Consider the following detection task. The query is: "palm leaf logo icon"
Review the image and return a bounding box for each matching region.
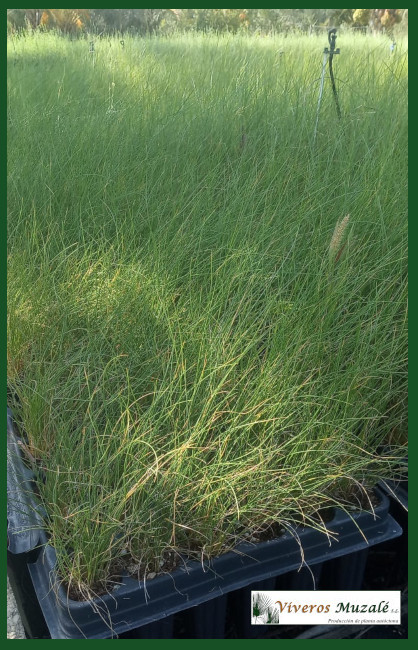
[252,592,280,625]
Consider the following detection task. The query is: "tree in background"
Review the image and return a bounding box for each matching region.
[328,9,355,27]
[7,8,408,36]
[7,9,29,31]
[7,8,89,33]
[353,8,372,26]
[40,9,90,33]
[336,8,404,32]
[8,9,44,29]
[378,9,403,29]
[89,9,175,35]
[166,9,247,33]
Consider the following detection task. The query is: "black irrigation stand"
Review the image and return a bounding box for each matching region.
[313,28,342,144]
[328,29,342,119]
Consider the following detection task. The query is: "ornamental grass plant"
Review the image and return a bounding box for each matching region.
[7,31,407,597]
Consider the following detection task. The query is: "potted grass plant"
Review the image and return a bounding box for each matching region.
[7,30,407,639]
[7,393,405,639]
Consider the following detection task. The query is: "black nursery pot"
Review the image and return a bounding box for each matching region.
[7,409,403,639]
[7,409,49,638]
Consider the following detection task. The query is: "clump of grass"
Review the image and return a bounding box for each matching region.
[7,31,407,598]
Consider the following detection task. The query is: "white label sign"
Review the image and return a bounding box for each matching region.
[251,591,401,625]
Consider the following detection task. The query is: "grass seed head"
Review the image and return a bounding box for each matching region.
[329,214,350,258]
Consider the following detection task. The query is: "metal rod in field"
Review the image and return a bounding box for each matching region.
[328,29,342,119]
[313,28,341,145]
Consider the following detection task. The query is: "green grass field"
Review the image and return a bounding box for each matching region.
[7,31,408,596]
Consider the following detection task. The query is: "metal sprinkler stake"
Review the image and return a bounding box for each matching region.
[328,28,342,120]
[313,28,341,144]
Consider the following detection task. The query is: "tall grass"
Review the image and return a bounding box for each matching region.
[8,31,407,595]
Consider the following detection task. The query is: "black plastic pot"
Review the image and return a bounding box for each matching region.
[7,409,49,638]
[7,410,403,639]
[379,478,408,516]
[7,409,43,554]
[7,549,50,639]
